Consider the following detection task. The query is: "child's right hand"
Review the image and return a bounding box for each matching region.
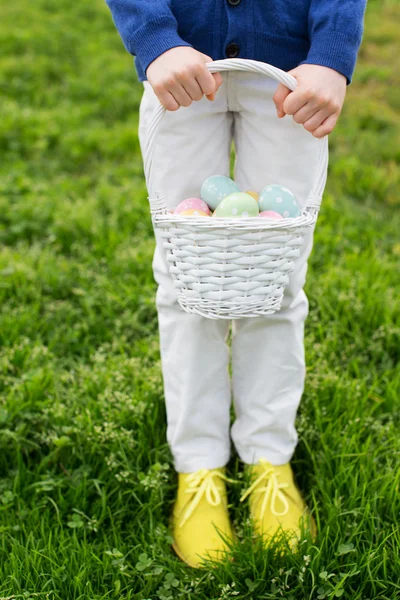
[146,47,223,111]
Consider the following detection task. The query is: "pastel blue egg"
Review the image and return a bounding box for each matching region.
[201,176,240,211]
[259,184,301,218]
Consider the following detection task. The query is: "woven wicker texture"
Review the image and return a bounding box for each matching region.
[144,59,329,319]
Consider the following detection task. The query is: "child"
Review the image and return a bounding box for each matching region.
[105,0,366,568]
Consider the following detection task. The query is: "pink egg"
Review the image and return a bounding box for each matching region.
[174,198,211,215]
[259,211,284,219]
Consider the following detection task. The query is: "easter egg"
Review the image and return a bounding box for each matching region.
[174,198,211,215]
[213,192,259,218]
[201,176,240,210]
[259,211,284,219]
[179,209,209,217]
[259,185,301,218]
[245,191,259,201]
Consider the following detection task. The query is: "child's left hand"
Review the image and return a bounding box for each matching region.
[273,64,347,138]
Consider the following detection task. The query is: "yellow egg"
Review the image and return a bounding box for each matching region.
[245,191,259,201]
[179,209,209,217]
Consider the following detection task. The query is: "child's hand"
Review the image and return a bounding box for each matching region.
[273,64,347,138]
[146,47,223,111]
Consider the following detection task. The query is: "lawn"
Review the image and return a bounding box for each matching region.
[0,0,399,598]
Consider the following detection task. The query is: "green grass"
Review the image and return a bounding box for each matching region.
[0,0,399,598]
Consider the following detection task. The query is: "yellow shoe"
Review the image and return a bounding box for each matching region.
[171,467,235,568]
[240,459,316,550]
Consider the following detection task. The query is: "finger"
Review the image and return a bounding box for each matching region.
[196,65,218,97]
[312,113,338,138]
[170,83,193,108]
[157,90,180,111]
[302,107,332,134]
[199,54,223,99]
[273,83,291,117]
[213,72,223,90]
[292,104,320,125]
[282,90,308,116]
[183,77,204,102]
[205,73,223,101]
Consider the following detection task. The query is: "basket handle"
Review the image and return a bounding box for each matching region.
[144,58,328,212]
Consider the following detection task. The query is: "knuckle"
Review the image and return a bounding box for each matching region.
[282,99,290,111]
[165,76,176,88]
[180,68,191,80]
[177,66,193,80]
[167,102,179,112]
[293,113,303,124]
[173,68,184,80]
[304,88,316,101]
[317,94,329,106]
[153,82,164,95]
[192,62,203,76]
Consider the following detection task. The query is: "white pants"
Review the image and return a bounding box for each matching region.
[139,72,327,473]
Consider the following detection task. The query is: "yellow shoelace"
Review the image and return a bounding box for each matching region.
[239,461,290,518]
[179,468,237,528]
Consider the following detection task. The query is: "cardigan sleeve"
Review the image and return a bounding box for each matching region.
[302,0,367,83]
[105,0,191,74]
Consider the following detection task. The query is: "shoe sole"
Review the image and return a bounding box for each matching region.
[171,540,203,569]
[170,521,238,569]
[249,513,317,552]
[171,539,237,569]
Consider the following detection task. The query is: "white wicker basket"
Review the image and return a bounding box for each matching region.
[144,59,328,320]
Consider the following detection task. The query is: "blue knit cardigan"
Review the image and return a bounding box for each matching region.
[105,0,366,83]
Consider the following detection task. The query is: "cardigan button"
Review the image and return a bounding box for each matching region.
[227,0,241,5]
[225,42,240,58]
